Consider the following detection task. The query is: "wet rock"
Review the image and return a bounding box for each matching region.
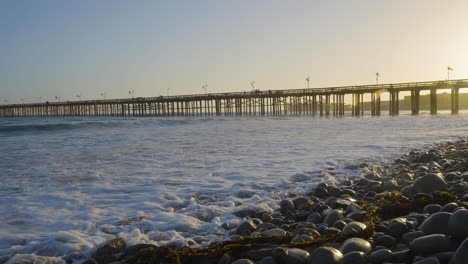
[384,179,400,191]
[440,202,459,212]
[236,220,257,236]
[217,253,232,264]
[423,204,441,214]
[392,249,412,263]
[340,238,372,254]
[298,201,313,211]
[329,187,343,197]
[280,199,295,211]
[368,249,393,264]
[448,209,468,239]
[315,187,329,198]
[413,257,440,264]
[409,234,451,254]
[272,247,309,264]
[339,251,367,264]
[232,259,254,264]
[332,220,347,230]
[259,228,287,237]
[93,237,126,264]
[262,213,273,223]
[306,247,343,264]
[402,231,425,244]
[419,212,452,235]
[454,237,468,264]
[375,234,396,248]
[121,244,158,259]
[387,219,409,237]
[341,222,366,236]
[292,197,310,209]
[257,257,277,264]
[325,227,341,234]
[412,173,448,194]
[323,210,344,226]
[306,212,322,224]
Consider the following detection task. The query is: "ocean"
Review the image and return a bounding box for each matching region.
[0,111,467,261]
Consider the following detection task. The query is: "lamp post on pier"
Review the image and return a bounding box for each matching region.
[306,77,310,89]
[250,81,255,91]
[202,83,208,94]
[167,88,171,96]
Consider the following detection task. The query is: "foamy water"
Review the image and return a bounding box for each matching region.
[1,111,467,262]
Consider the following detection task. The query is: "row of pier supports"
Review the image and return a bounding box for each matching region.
[0,88,462,117]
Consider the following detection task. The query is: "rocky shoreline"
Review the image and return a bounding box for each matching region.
[7,138,468,264]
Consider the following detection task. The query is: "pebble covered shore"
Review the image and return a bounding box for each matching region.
[6,138,468,264]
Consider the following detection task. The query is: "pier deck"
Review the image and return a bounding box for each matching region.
[1,79,467,117]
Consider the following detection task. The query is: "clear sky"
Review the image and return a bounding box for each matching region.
[1,0,468,103]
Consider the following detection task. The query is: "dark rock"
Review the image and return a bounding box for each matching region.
[306,212,322,224]
[315,187,329,198]
[448,209,468,240]
[348,211,366,221]
[232,259,254,264]
[262,213,273,222]
[375,235,396,248]
[423,204,441,214]
[413,257,440,264]
[280,199,295,211]
[402,231,425,244]
[292,197,310,208]
[339,251,367,264]
[121,244,158,259]
[236,220,257,236]
[431,251,454,264]
[368,249,393,264]
[387,220,409,237]
[409,234,451,254]
[333,220,347,230]
[325,227,341,234]
[323,210,344,226]
[329,187,343,197]
[384,180,400,191]
[306,247,343,264]
[221,223,231,230]
[259,228,287,237]
[82,259,98,264]
[340,238,372,254]
[412,173,448,194]
[257,257,278,264]
[217,253,232,264]
[341,222,366,236]
[392,249,412,263]
[93,237,126,264]
[419,212,452,235]
[440,202,459,213]
[272,247,309,264]
[453,238,468,264]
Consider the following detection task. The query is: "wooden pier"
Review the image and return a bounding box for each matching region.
[1,79,467,117]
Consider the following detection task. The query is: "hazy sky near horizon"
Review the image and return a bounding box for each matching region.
[1,0,468,103]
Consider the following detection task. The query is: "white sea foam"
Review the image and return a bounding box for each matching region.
[0,111,468,262]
